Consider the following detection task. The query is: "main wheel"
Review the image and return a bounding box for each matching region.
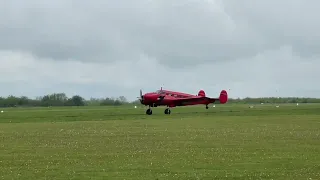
[146,109,152,115]
[164,108,171,114]
[206,105,209,109]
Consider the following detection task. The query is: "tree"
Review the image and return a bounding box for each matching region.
[118,96,127,103]
[100,98,115,106]
[70,95,85,106]
[0,93,320,107]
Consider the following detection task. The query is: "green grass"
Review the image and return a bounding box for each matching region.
[0,103,320,179]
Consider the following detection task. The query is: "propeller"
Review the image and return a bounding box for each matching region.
[138,89,144,103]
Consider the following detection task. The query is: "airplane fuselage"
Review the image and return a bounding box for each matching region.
[138,89,228,115]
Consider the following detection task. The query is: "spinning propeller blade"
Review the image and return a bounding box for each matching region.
[138,89,144,103]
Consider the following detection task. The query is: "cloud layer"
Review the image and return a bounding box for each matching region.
[1,0,319,100]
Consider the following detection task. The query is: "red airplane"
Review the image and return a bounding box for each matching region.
[138,88,228,115]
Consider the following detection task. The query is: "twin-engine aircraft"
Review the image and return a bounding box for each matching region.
[138,88,228,115]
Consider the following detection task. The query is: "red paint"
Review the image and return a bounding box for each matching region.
[143,93,160,104]
[198,90,205,97]
[219,90,228,104]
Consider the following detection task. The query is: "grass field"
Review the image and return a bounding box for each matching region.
[0,103,319,179]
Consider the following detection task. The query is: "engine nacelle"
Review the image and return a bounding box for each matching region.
[143,93,161,104]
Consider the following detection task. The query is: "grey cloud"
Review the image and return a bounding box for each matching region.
[0,46,319,100]
[4,0,318,67]
[223,0,320,57]
[1,0,320,100]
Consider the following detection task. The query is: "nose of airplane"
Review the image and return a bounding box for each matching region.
[144,93,160,102]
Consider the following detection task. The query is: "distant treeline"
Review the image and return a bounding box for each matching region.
[0,93,320,107]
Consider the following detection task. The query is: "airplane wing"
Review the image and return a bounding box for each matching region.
[165,96,218,106]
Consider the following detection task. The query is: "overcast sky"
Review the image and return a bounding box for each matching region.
[1,0,320,101]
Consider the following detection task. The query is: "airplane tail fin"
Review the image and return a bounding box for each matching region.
[219,90,228,104]
[198,90,206,97]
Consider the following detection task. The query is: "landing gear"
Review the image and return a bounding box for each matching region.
[146,108,152,115]
[145,106,171,115]
[164,108,171,115]
[206,105,209,109]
